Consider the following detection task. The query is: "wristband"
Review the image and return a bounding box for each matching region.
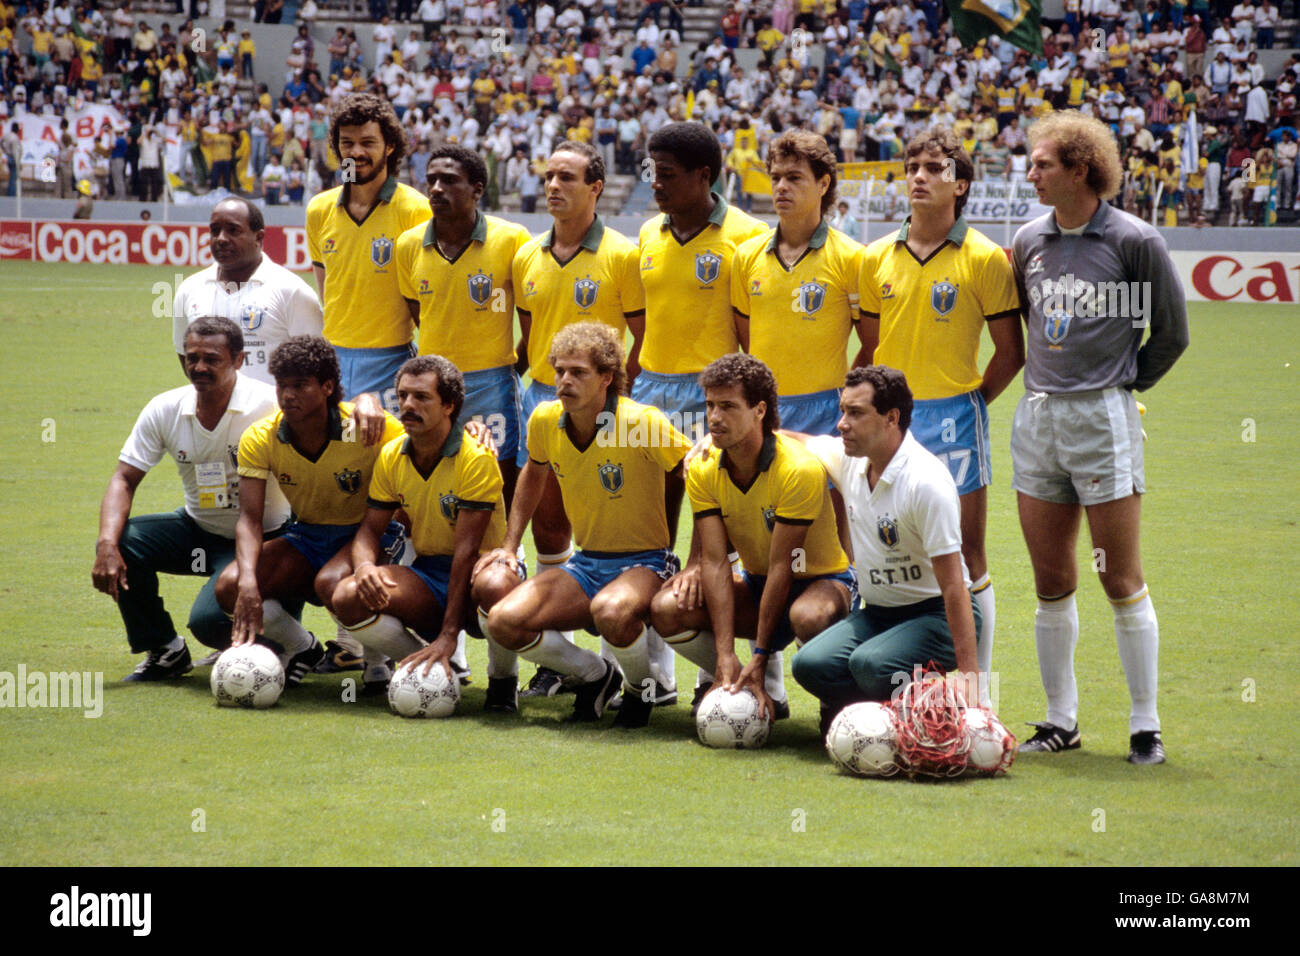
[752,646,771,656]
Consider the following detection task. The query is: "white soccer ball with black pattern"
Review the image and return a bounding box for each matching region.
[825,702,900,777]
[388,661,460,718]
[962,707,1015,775]
[210,644,284,709]
[695,687,772,749]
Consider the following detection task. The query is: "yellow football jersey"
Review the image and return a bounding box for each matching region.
[859,217,1019,401]
[638,194,768,375]
[395,212,532,372]
[512,216,645,386]
[306,176,432,349]
[731,219,862,397]
[237,403,405,525]
[687,433,848,577]
[525,392,689,552]
[367,428,506,556]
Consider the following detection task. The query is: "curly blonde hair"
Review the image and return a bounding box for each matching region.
[1027,110,1123,201]
[548,322,628,396]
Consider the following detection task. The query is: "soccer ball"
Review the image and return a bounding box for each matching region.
[388,661,460,718]
[825,702,900,777]
[962,707,1015,775]
[695,687,771,749]
[210,644,284,709]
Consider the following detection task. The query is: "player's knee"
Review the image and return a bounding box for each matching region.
[213,564,239,610]
[1099,570,1145,602]
[330,578,364,625]
[486,598,526,647]
[846,648,895,701]
[471,565,518,611]
[649,587,684,635]
[790,600,841,642]
[589,592,638,645]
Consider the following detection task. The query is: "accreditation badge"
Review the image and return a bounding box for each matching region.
[196,461,232,509]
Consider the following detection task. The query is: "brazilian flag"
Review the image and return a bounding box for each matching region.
[945,0,1043,56]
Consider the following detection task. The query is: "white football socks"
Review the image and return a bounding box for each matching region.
[647,626,677,691]
[333,622,364,657]
[262,600,314,666]
[478,608,519,680]
[1035,593,1080,730]
[342,613,423,662]
[971,573,995,707]
[519,628,605,683]
[665,629,718,676]
[749,641,787,702]
[1113,587,1160,734]
[608,625,653,695]
[451,630,469,672]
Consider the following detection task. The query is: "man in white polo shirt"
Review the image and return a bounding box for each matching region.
[171,197,324,386]
[789,365,981,737]
[94,317,292,681]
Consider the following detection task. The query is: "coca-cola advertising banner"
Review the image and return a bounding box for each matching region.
[0,220,312,271]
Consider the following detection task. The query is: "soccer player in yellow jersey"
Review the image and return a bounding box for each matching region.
[329,356,519,705]
[857,129,1024,705]
[636,123,767,447]
[306,93,430,415]
[509,141,647,698]
[476,323,691,726]
[395,145,531,503]
[651,354,856,723]
[217,337,408,689]
[731,129,869,437]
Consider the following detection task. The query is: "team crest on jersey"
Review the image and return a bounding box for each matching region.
[796,280,826,314]
[335,468,363,494]
[370,236,393,268]
[881,281,894,300]
[239,304,265,332]
[419,279,431,294]
[641,253,655,271]
[574,275,600,309]
[877,514,900,548]
[439,493,459,520]
[598,461,624,494]
[467,270,493,306]
[762,506,777,532]
[695,252,722,285]
[322,239,337,255]
[1044,309,1071,345]
[931,281,958,316]
[750,279,762,296]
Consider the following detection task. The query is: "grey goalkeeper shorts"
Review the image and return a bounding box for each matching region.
[1010,387,1146,506]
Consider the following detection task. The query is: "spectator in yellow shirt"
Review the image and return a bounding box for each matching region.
[239,30,256,80]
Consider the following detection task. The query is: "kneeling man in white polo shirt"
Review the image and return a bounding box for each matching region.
[789,365,981,737]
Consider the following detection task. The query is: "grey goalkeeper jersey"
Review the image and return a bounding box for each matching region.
[1012,202,1189,394]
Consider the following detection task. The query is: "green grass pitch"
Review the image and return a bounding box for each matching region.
[0,261,1296,866]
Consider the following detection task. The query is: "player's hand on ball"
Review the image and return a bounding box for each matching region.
[92,543,129,600]
[730,657,774,721]
[714,650,742,688]
[353,392,387,447]
[463,419,498,455]
[400,632,457,681]
[354,562,395,611]
[231,586,263,646]
[671,563,703,610]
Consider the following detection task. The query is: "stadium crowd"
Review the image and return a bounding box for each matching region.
[0,0,1298,221]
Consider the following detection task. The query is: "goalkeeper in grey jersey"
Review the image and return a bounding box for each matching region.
[1011,110,1189,767]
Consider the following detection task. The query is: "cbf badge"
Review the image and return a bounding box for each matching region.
[439,493,459,520]
[1044,309,1071,345]
[370,236,393,268]
[877,514,899,548]
[695,251,721,285]
[239,304,265,332]
[931,281,957,316]
[574,275,600,309]
[762,506,776,532]
[598,461,624,494]
[335,468,362,494]
[796,280,825,314]
[467,270,493,306]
